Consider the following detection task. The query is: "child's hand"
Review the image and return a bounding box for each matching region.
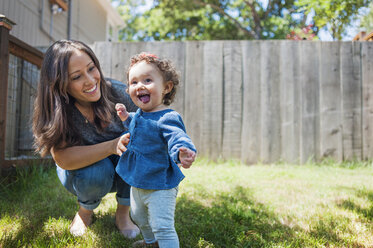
[115,103,129,121]
[115,133,130,156]
[178,147,196,169]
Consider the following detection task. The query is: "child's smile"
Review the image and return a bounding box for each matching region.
[138,92,150,104]
[128,61,173,112]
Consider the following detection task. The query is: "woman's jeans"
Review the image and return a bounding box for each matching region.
[131,187,179,248]
[56,155,130,210]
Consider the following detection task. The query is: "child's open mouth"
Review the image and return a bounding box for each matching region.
[138,94,150,103]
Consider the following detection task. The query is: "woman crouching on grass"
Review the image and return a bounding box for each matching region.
[32,40,140,238]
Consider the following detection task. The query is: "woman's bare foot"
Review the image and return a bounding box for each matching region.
[69,207,93,236]
[115,204,140,239]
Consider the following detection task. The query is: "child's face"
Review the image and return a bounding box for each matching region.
[128,61,173,112]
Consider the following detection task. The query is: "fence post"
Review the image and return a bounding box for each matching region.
[0,15,16,170]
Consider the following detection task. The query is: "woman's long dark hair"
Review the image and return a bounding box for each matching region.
[32,40,115,157]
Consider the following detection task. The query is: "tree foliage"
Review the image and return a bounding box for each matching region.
[114,0,308,41]
[296,0,371,40]
[359,2,373,32]
[113,0,370,41]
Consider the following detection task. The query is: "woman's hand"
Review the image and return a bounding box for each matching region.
[115,133,131,156]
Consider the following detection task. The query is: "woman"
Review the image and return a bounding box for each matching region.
[32,40,139,238]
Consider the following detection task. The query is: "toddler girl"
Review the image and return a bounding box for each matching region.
[115,52,196,248]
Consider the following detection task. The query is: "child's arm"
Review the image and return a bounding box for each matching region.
[160,112,197,168]
[115,103,129,122]
[178,147,196,169]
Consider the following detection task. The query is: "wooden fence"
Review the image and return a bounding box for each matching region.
[93,40,373,164]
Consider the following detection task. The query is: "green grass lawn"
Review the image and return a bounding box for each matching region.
[1,159,373,248]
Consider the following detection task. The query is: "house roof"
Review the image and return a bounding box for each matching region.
[353,31,373,41]
[95,0,125,28]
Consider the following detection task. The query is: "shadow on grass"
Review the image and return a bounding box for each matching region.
[0,165,78,247]
[175,185,293,248]
[0,166,370,247]
[0,165,136,247]
[337,188,373,221]
[175,185,368,248]
[176,187,363,247]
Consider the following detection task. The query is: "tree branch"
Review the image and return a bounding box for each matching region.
[264,0,272,17]
[243,0,262,39]
[192,0,257,39]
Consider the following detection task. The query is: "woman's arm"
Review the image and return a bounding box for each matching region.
[51,134,129,170]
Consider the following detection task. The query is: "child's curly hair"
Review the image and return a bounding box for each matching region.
[126,52,180,105]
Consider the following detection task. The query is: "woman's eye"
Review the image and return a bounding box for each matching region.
[89,66,96,71]
[71,75,81,81]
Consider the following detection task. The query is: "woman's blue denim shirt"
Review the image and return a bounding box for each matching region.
[116,108,197,190]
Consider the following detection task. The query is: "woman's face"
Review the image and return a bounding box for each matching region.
[67,49,101,107]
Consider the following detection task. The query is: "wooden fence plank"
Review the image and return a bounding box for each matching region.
[222,41,242,159]
[362,42,373,160]
[9,35,44,68]
[202,41,224,160]
[110,42,148,83]
[241,41,261,164]
[319,42,342,160]
[341,42,362,160]
[110,42,126,82]
[184,41,204,154]
[280,41,300,163]
[260,41,281,163]
[300,42,320,163]
[93,41,112,79]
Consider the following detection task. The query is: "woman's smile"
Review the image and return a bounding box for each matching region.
[84,83,98,93]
